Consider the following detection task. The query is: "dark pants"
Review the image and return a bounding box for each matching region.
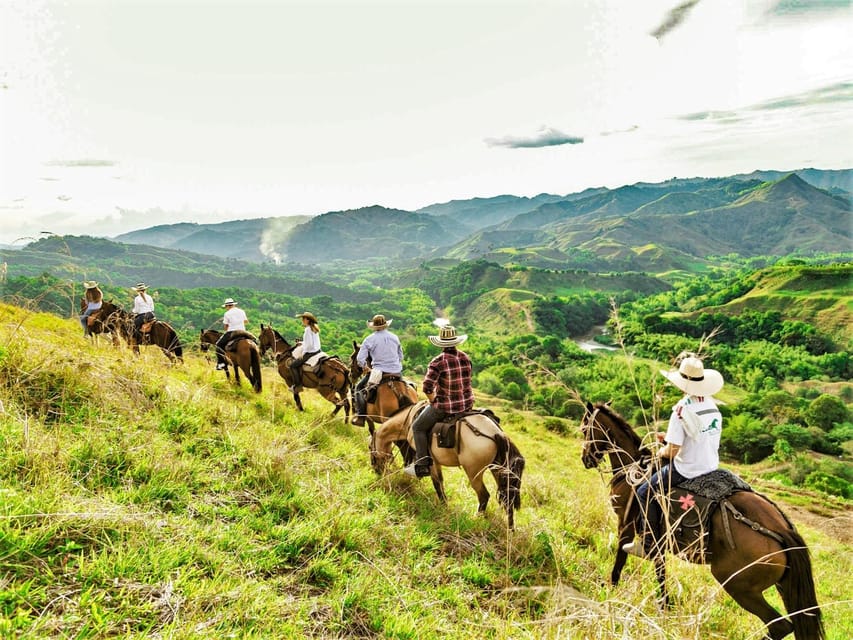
[353,374,369,417]
[411,404,445,467]
[215,331,236,365]
[635,462,687,551]
[290,350,319,388]
[133,312,154,341]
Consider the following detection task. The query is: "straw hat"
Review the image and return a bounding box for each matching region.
[82,280,99,289]
[222,298,237,307]
[428,325,467,348]
[296,311,318,324]
[367,314,392,330]
[660,354,724,396]
[132,282,149,292]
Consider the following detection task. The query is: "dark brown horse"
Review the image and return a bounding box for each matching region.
[79,299,124,347]
[580,401,823,640]
[370,401,525,529]
[258,324,350,418]
[349,340,419,434]
[131,319,183,363]
[200,329,262,392]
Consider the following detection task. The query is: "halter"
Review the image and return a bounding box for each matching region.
[583,405,650,486]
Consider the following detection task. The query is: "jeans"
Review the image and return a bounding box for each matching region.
[635,462,687,540]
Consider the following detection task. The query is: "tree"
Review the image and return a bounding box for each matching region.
[804,394,850,431]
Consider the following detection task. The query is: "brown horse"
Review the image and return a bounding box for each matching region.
[349,340,419,433]
[258,324,350,419]
[580,401,823,640]
[200,329,262,392]
[79,299,124,347]
[370,401,525,529]
[129,318,183,363]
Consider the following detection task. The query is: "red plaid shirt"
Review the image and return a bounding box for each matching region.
[422,348,474,414]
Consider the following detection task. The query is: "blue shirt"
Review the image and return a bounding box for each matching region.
[357,329,403,374]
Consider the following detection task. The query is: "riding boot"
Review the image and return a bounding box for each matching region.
[403,423,433,477]
[290,364,303,393]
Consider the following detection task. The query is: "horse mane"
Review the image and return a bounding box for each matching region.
[593,402,645,453]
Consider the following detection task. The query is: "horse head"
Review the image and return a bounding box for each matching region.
[368,428,392,474]
[199,329,220,351]
[581,401,646,471]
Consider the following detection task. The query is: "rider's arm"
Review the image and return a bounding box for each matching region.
[657,442,681,460]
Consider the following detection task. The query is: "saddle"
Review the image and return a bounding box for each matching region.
[86,311,102,327]
[365,374,414,403]
[224,330,257,351]
[658,469,752,562]
[311,354,346,376]
[432,408,502,449]
[140,320,155,334]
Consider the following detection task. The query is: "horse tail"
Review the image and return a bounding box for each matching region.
[250,345,263,393]
[492,432,525,512]
[170,327,183,361]
[775,527,824,640]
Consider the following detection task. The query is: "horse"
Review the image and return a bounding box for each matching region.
[123,315,183,363]
[370,401,525,529]
[257,324,350,418]
[79,299,124,347]
[200,329,262,392]
[580,401,824,640]
[349,340,419,433]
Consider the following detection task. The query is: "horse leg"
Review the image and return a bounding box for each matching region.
[653,556,670,608]
[610,524,635,586]
[293,392,304,411]
[429,466,447,504]
[712,558,792,640]
[466,468,490,515]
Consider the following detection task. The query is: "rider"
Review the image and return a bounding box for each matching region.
[80,280,103,334]
[352,314,404,426]
[215,297,249,370]
[623,353,724,558]
[131,282,155,343]
[289,312,321,393]
[404,324,473,478]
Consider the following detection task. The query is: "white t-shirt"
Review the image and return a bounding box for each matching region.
[222,307,248,332]
[664,395,722,478]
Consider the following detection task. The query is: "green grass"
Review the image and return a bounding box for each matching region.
[1,302,851,638]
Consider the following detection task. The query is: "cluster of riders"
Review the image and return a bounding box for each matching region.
[78,281,824,639]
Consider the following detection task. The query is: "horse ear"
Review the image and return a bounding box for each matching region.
[260,323,265,330]
[353,340,358,349]
[586,401,594,412]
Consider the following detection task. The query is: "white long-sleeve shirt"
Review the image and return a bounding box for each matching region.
[132,293,154,314]
[300,326,321,354]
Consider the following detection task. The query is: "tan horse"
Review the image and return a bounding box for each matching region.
[581,401,823,640]
[200,329,262,392]
[349,340,418,433]
[258,324,350,419]
[370,401,525,529]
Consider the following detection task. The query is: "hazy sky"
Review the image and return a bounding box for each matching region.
[1,0,851,245]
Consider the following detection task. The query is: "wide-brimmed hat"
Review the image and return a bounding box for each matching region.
[660,354,724,396]
[296,311,318,324]
[82,280,99,289]
[132,282,149,291]
[428,324,467,348]
[367,314,392,330]
[222,298,237,307]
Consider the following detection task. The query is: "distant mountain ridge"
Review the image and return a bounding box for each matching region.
[109,168,852,269]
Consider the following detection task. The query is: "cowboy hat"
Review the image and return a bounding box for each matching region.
[82,280,99,288]
[222,298,237,307]
[660,354,724,396]
[428,324,467,348]
[367,314,392,330]
[296,311,318,323]
[132,282,149,291]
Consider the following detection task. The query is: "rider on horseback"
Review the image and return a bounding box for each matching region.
[80,280,103,334]
[131,283,155,343]
[623,353,725,558]
[404,324,473,478]
[215,298,249,370]
[289,312,321,393]
[352,314,404,426]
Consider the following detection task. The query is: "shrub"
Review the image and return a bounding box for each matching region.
[803,471,852,499]
[770,423,813,450]
[543,417,569,435]
[720,414,774,463]
[805,394,850,431]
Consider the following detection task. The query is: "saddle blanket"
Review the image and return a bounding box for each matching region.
[433,408,502,449]
[225,331,257,350]
[676,468,751,501]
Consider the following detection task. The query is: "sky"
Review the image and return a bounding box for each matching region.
[1,0,851,246]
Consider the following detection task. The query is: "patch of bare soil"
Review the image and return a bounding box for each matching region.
[784,504,853,544]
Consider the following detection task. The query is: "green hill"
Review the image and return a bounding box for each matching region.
[1,303,850,638]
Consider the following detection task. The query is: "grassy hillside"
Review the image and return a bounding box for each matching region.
[1,303,851,638]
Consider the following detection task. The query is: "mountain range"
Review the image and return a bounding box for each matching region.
[103,168,850,270]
